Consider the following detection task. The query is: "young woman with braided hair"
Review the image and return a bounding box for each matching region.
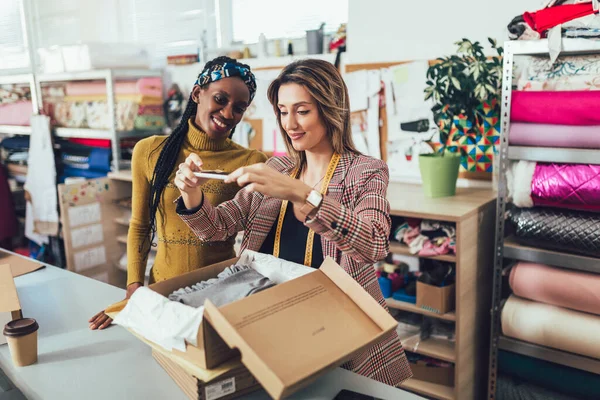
[89,56,266,330]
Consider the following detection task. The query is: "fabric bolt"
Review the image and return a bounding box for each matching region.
[498,350,600,399]
[0,101,33,125]
[518,54,600,87]
[509,262,600,316]
[177,153,412,387]
[168,265,275,307]
[502,295,600,360]
[508,161,600,212]
[508,207,600,256]
[65,77,163,97]
[511,91,600,125]
[126,119,267,286]
[508,123,600,148]
[496,374,584,400]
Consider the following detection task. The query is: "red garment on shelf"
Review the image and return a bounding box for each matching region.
[523,3,597,34]
[0,165,18,243]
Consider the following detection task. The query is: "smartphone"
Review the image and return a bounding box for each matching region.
[334,389,384,400]
[193,170,229,180]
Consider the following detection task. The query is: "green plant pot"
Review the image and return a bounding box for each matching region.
[419,153,461,198]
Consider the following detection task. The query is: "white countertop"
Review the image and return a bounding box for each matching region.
[0,263,422,400]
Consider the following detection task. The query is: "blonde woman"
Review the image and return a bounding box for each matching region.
[174,59,412,386]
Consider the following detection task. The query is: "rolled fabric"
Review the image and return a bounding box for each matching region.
[508,207,600,256]
[509,262,600,315]
[511,91,600,125]
[502,295,600,360]
[508,161,600,212]
[0,101,33,125]
[509,123,600,148]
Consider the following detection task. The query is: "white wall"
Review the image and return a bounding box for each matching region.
[346,0,542,63]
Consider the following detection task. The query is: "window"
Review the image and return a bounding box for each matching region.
[0,0,29,69]
[230,0,348,44]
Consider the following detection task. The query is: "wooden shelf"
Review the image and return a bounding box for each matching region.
[115,217,130,227]
[387,298,456,321]
[108,170,133,182]
[389,242,456,263]
[387,182,496,222]
[403,336,455,363]
[401,378,454,400]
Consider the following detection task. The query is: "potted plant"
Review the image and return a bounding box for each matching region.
[420,38,503,198]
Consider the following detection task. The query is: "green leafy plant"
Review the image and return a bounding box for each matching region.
[424,38,503,153]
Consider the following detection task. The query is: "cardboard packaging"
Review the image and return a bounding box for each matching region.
[409,360,455,386]
[111,256,398,400]
[416,281,455,315]
[153,350,261,400]
[0,264,23,346]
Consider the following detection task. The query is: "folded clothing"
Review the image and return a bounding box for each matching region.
[508,207,600,256]
[498,350,600,400]
[168,264,276,308]
[508,123,600,149]
[508,161,600,212]
[510,262,600,316]
[0,101,33,126]
[511,91,600,125]
[502,295,600,360]
[393,218,456,256]
[65,77,163,97]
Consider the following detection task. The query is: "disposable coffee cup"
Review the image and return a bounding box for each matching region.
[3,318,39,367]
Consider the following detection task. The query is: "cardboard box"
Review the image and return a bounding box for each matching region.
[0,250,45,277]
[409,360,455,386]
[153,350,261,400]
[416,281,455,315]
[0,264,23,345]
[112,256,398,400]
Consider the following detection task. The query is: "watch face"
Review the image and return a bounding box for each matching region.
[307,190,323,207]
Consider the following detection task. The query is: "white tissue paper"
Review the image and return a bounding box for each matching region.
[113,287,204,352]
[113,250,315,353]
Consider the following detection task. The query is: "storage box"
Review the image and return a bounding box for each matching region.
[0,264,23,345]
[416,281,455,314]
[153,350,261,400]
[110,256,398,400]
[409,359,455,386]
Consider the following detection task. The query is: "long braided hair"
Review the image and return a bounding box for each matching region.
[142,56,253,254]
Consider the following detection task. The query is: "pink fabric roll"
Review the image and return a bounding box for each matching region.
[509,262,600,315]
[65,77,163,97]
[511,91,600,125]
[0,101,33,125]
[509,123,600,148]
[532,163,600,212]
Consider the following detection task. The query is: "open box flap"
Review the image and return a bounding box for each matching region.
[203,257,398,399]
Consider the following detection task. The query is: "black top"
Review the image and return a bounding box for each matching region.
[259,202,324,269]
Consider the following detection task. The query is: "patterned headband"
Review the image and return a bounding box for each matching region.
[195,62,257,103]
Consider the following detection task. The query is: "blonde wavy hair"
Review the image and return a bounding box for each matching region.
[267,59,360,167]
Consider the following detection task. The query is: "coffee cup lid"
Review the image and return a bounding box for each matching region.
[3,318,39,337]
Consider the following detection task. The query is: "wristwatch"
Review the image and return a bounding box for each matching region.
[299,189,323,221]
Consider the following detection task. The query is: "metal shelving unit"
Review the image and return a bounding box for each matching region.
[36,68,164,171]
[487,39,600,399]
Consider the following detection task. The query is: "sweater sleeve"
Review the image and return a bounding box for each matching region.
[126,138,155,286]
[305,160,391,264]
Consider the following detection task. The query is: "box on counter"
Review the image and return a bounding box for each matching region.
[416,281,455,315]
[0,265,23,345]
[109,256,398,400]
[153,349,260,400]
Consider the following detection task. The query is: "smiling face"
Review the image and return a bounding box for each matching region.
[192,77,250,139]
[277,82,330,152]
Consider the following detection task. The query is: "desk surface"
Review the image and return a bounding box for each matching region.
[0,263,422,400]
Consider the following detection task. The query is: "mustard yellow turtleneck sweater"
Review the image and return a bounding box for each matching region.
[127,120,267,286]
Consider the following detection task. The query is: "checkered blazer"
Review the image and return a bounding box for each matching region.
[179,152,412,386]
